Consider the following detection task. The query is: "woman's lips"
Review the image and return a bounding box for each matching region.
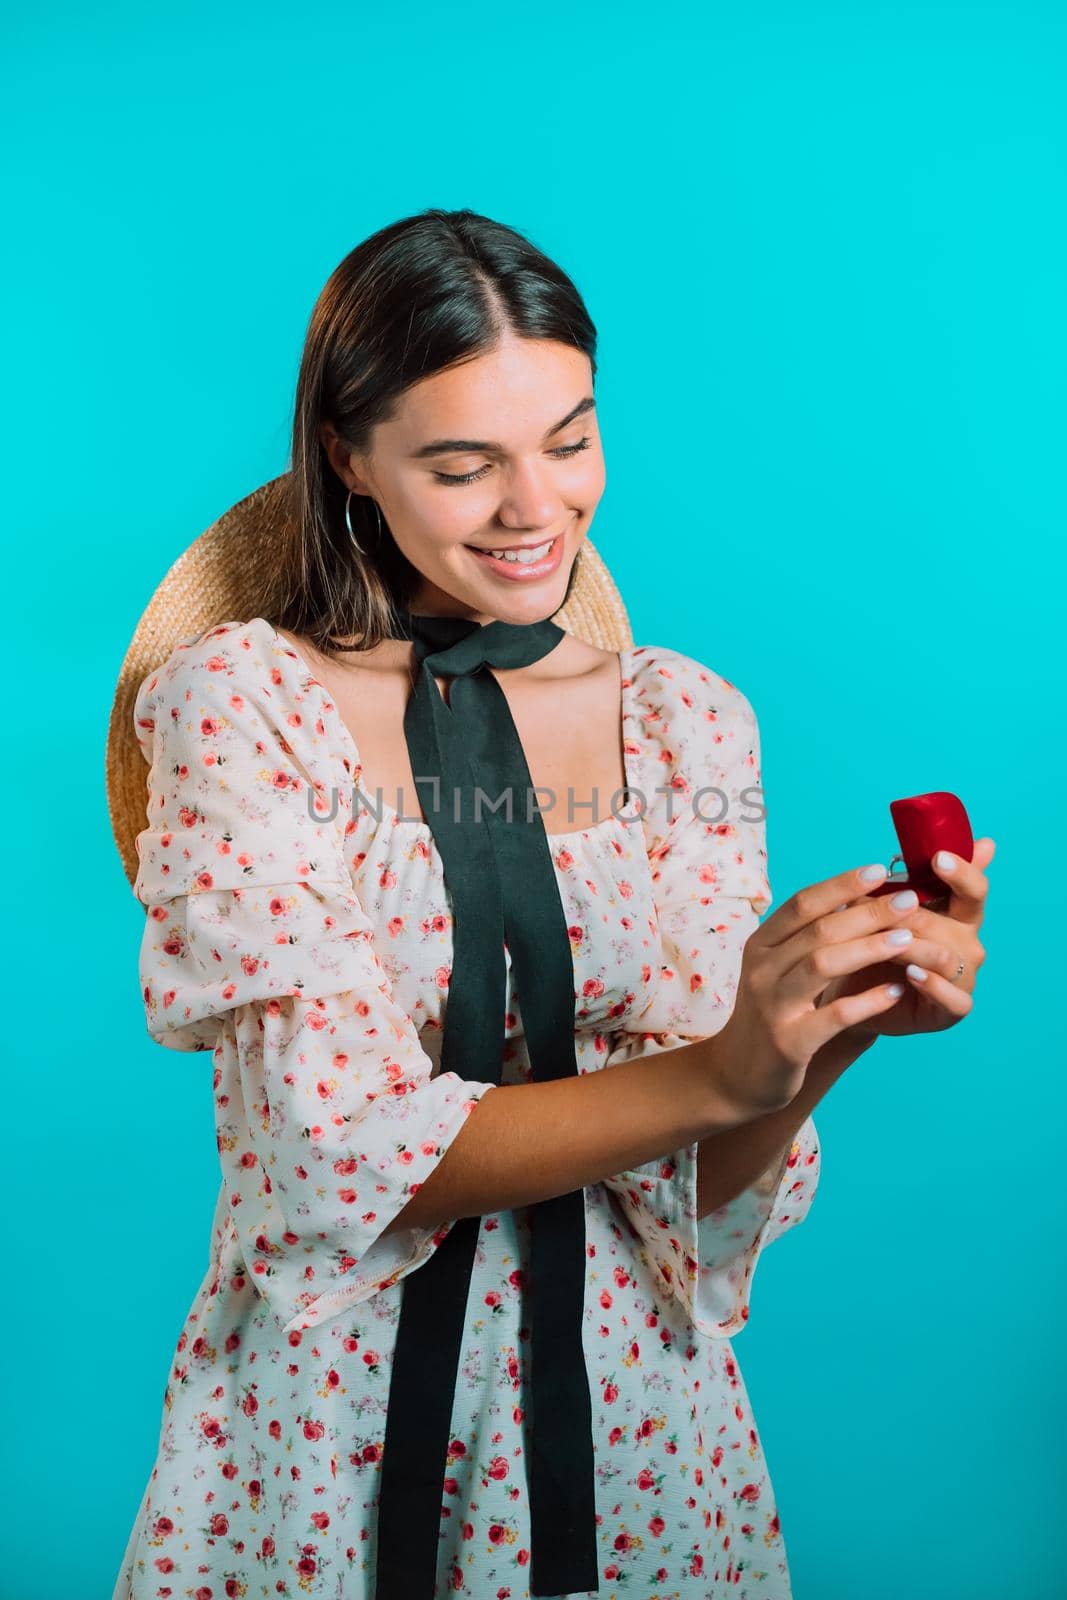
[465,531,566,581]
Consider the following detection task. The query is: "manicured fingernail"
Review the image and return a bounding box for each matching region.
[890,889,918,910]
[860,864,886,882]
[906,963,928,981]
[886,983,904,997]
[886,928,913,945]
[935,851,956,872]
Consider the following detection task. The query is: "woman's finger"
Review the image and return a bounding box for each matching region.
[799,975,909,1058]
[885,935,978,995]
[902,959,976,1019]
[760,861,892,949]
[931,837,995,928]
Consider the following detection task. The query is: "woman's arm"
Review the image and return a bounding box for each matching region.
[383,1034,758,1238]
[695,1030,872,1217]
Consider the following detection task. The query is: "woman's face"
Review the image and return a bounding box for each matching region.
[322,331,606,626]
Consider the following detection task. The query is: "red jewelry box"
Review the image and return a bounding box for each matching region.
[867,791,974,906]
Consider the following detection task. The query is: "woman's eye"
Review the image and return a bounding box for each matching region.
[433,435,593,487]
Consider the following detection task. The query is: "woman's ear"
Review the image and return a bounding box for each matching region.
[318,421,348,485]
[319,421,372,496]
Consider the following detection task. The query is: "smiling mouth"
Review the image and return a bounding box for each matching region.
[462,531,569,580]
[467,536,557,564]
[465,515,577,565]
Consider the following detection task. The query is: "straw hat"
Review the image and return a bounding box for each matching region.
[106,470,633,891]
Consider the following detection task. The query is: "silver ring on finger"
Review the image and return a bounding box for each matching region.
[953,959,965,983]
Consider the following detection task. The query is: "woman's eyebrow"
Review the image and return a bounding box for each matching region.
[409,395,596,459]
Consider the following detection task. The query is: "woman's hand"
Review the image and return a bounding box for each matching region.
[816,838,995,1041]
[714,859,951,1118]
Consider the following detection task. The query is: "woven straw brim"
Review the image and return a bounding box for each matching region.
[106,471,633,891]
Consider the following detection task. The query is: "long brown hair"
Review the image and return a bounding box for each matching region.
[264,208,599,658]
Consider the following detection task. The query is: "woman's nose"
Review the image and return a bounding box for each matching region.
[494,462,565,529]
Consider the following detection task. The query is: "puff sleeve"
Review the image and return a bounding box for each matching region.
[131,621,498,1335]
[601,649,821,1339]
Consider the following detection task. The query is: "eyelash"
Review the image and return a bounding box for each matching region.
[433,435,593,486]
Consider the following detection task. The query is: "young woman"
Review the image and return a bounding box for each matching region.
[114,208,992,1600]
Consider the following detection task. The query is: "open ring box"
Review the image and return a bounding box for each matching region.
[866,791,974,909]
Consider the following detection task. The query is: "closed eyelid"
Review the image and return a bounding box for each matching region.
[432,436,592,483]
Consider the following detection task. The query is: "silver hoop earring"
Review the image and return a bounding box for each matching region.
[345,489,364,556]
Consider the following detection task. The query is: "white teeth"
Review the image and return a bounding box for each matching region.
[484,539,554,564]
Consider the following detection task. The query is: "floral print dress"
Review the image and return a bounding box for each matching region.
[113,615,820,1600]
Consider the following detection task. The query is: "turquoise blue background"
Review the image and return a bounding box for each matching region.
[4,3,1063,1596]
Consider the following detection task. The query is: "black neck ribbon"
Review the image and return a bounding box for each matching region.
[371,608,600,1598]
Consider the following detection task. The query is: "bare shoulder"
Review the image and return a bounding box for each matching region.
[537,630,618,684]
[271,625,404,681]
